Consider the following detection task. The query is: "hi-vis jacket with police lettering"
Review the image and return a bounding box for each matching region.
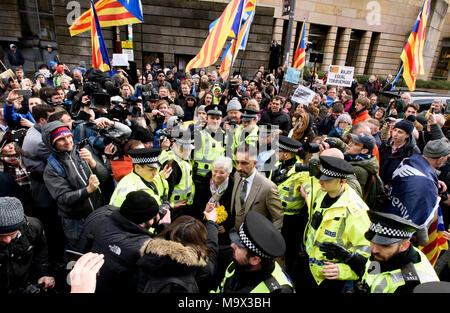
[304,184,371,285]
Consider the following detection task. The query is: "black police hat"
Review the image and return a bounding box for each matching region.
[230,211,286,259]
[278,135,302,153]
[240,108,259,122]
[128,148,162,168]
[206,104,222,117]
[315,156,355,181]
[365,210,419,245]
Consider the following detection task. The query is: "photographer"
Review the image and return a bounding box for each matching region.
[79,190,171,294]
[42,121,109,250]
[0,197,55,294]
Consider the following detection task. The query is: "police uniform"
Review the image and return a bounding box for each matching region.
[193,105,225,180]
[214,210,294,293]
[270,136,318,276]
[319,210,440,293]
[110,148,168,207]
[158,130,195,209]
[361,211,439,293]
[232,108,259,153]
[300,156,371,292]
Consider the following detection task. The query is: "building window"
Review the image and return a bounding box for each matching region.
[18,0,56,41]
[433,39,450,80]
[346,30,364,67]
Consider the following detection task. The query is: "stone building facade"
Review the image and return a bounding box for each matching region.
[0,0,449,81]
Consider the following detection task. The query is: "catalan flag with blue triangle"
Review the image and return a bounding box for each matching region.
[293,22,306,70]
[419,205,448,266]
[400,0,430,91]
[219,0,256,80]
[91,0,112,72]
[69,0,143,37]
[185,0,243,72]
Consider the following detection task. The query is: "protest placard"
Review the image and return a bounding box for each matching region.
[291,84,315,105]
[326,65,354,87]
[284,67,301,84]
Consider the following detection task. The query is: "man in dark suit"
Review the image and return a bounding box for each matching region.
[231,144,283,231]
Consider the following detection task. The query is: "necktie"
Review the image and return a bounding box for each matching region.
[240,178,248,207]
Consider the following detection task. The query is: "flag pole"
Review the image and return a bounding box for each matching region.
[226,1,245,85]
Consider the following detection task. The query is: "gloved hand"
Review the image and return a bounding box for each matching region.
[319,242,354,263]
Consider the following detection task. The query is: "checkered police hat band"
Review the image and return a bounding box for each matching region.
[238,225,270,259]
[319,166,347,178]
[132,156,159,164]
[279,143,298,153]
[370,222,414,238]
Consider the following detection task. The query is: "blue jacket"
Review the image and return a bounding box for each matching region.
[3,102,35,129]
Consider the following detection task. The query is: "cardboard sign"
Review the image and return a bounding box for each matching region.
[122,49,134,62]
[326,65,354,87]
[285,67,301,84]
[291,84,315,105]
[112,54,129,66]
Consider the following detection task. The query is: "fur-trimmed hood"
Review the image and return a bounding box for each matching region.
[139,238,208,268]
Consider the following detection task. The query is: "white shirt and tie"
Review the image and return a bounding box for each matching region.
[240,170,256,206]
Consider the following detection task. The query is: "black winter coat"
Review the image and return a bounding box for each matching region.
[78,207,154,293]
[0,216,50,293]
[379,137,421,184]
[259,110,291,136]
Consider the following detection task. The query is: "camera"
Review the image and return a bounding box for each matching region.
[310,210,323,230]
[157,202,171,221]
[295,158,320,176]
[98,127,125,158]
[303,138,337,154]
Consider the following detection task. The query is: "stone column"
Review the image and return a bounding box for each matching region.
[334,27,352,66]
[355,31,373,75]
[320,26,337,72]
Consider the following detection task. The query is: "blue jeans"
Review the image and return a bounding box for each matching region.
[60,217,85,250]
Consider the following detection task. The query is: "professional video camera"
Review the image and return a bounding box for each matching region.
[83,68,121,107]
[224,79,241,100]
[303,138,337,154]
[295,158,320,177]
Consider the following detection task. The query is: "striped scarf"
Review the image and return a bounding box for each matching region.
[0,155,30,186]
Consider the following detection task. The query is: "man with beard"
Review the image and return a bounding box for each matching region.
[214,210,294,293]
[319,211,439,293]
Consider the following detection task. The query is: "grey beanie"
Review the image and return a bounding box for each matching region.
[227,97,242,112]
[423,138,450,159]
[0,197,24,234]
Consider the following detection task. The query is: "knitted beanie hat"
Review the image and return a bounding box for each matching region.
[0,197,24,234]
[119,191,159,224]
[394,115,416,136]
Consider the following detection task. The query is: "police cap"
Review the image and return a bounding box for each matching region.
[230,211,286,259]
[128,148,162,168]
[278,135,302,153]
[240,108,258,122]
[206,104,223,117]
[365,210,420,245]
[315,155,355,181]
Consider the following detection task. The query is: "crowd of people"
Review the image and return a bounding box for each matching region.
[1,53,450,295]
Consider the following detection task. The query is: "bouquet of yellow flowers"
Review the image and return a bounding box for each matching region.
[216,205,228,224]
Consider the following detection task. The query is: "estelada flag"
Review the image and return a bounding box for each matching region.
[400,0,431,91]
[91,0,112,72]
[69,0,143,37]
[185,0,242,72]
[293,22,306,70]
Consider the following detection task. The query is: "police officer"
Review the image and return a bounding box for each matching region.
[232,108,259,154]
[214,210,294,293]
[297,156,371,293]
[270,135,316,276]
[110,148,171,208]
[193,104,225,183]
[319,210,440,293]
[159,129,195,214]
